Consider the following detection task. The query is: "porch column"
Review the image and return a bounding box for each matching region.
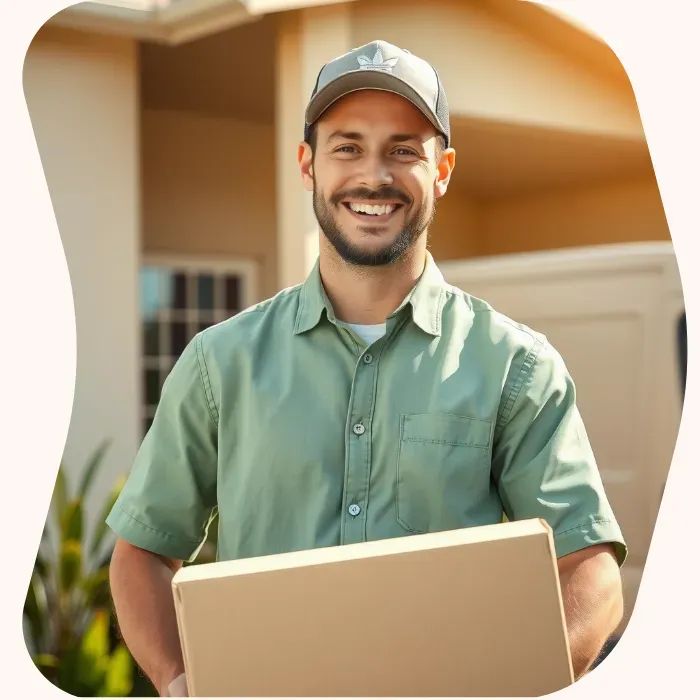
[23,26,140,532]
[275,4,352,290]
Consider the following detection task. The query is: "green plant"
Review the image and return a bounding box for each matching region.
[23,440,135,697]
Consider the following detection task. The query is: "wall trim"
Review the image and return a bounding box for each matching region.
[438,242,680,291]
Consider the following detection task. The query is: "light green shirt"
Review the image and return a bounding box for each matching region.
[107,254,627,565]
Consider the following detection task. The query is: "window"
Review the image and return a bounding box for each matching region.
[140,256,257,437]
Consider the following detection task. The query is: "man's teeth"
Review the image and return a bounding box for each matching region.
[348,203,397,216]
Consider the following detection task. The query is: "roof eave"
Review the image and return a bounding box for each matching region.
[46,0,258,45]
[45,0,356,45]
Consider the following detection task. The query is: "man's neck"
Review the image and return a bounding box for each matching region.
[318,241,427,325]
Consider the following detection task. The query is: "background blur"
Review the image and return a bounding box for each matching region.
[22,0,683,696]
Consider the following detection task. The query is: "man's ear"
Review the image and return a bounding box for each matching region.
[298,142,314,192]
[434,147,456,199]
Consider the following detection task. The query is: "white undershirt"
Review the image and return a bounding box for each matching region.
[340,322,387,346]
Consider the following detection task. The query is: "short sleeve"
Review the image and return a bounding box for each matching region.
[106,333,218,562]
[492,339,627,566]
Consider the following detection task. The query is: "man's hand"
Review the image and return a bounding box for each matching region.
[557,543,623,679]
[164,673,188,697]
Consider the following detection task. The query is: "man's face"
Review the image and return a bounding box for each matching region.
[298,91,455,267]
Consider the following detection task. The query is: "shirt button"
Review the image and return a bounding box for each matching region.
[363,353,373,364]
[352,423,365,436]
[348,504,361,517]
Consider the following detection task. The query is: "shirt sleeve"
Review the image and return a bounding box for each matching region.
[106,333,218,562]
[492,337,628,566]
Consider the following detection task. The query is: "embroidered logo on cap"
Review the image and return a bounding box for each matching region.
[357,48,399,73]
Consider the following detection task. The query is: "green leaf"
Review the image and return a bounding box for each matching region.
[78,439,111,502]
[90,476,125,558]
[56,643,82,694]
[79,609,110,665]
[59,539,83,593]
[33,551,59,626]
[83,568,111,609]
[33,551,51,588]
[33,653,60,684]
[33,653,59,670]
[69,609,112,693]
[24,574,49,654]
[52,466,68,530]
[61,499,84,544]
[99,644,134,697]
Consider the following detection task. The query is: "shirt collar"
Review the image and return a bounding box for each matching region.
[293,257,333,334]
[294,252,448,337]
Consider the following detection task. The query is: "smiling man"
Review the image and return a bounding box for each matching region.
[107,41,627,697]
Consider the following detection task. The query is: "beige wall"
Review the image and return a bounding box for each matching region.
[426,175,670,262]
[428,189,480,261]
[141,105,669,284]
[141,108,277,299]
[138,0,657,287]
[351,0,643,140]
[23,26,140,523]
[478,175,670,257]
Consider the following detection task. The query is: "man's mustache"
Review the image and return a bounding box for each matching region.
[330,187,411,206]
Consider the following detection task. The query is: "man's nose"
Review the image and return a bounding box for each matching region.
[358,154,393,190]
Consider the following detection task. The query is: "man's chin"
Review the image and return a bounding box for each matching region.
[337,220,403,243]
[330,238,406,267]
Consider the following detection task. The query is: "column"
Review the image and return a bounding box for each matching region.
[275,3,352,290]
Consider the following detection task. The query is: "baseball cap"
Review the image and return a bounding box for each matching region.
[304,40,450,148]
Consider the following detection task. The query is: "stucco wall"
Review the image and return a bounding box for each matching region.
[23,26,141,524]
[141,108,278,300]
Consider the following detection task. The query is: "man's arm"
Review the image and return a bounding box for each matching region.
[110,538,185,696]
[557,543,624,679]
[104,336,219,694]
[491,337,627,680]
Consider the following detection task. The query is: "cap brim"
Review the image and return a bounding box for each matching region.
[305,70,444,138]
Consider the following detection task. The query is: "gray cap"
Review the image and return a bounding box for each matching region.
[304,40,450,147]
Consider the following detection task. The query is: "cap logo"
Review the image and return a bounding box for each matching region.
[357,48,399,73]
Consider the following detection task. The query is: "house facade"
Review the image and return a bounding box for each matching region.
[23,0,677,633]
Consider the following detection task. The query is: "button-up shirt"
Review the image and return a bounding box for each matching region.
[107,254,627,565]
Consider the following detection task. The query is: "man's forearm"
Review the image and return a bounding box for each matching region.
[562,577,621,678]
[110,540,185,696]
[558,546,624,679]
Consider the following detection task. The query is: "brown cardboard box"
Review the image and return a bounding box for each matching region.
[172,518,574,697]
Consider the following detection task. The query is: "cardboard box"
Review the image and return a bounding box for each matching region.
[172,518,574,697]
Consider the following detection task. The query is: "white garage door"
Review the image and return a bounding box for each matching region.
[439,242,683,632]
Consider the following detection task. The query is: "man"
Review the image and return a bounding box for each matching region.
[107,41,626,697]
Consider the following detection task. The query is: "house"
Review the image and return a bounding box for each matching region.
[23,0,679,635]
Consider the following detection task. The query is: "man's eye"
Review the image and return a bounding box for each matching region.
[394,148,416,156]
[336,145,358,153]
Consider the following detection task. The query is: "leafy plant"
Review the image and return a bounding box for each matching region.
[23,440,135,697]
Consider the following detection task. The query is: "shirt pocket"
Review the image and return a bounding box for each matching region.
[396,413,493,534]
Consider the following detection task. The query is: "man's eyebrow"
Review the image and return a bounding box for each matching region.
[388,133,423,143]
[326,130,364,141]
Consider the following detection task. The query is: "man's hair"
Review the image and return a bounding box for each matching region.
[307,123,447,162]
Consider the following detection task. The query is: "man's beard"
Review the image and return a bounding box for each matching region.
[313,182,436,267]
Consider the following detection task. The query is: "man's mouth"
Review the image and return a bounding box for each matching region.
[342,201,404,221]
